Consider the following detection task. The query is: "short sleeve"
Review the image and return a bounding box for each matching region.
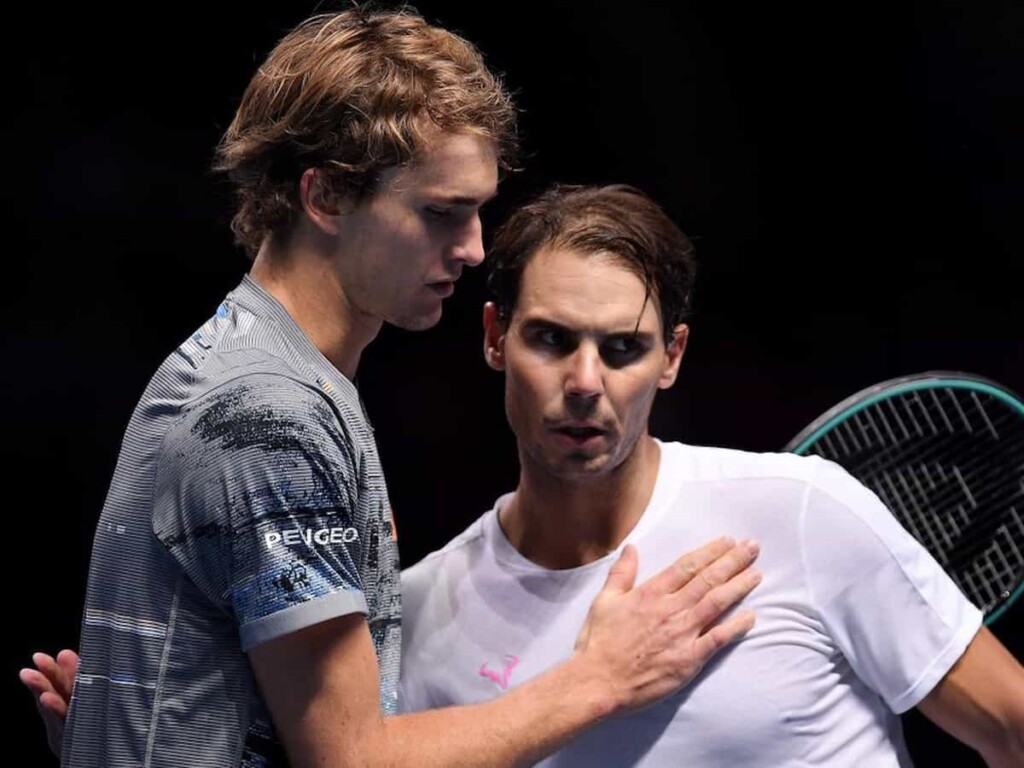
[153,373,369,650]
[799,457,983,713]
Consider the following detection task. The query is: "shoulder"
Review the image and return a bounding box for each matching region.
[656,443,879,538]
[398,510,496,666]
[400,511,495,612]
[660,440,834,487]
[682,442,889,524]
[160,374,356,475]
[401,518,489,581]
[191,371,336,422]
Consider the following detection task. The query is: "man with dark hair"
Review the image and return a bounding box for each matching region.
[19,10,760,768]
[398,183,1024,767]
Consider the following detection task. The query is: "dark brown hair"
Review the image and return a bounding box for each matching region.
[487,184,697,340]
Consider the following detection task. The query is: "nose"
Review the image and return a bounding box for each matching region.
[449,213,485,267]
[565,343,604,404]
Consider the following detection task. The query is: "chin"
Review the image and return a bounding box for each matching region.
[546,451,617,479]
[392,307,443,332]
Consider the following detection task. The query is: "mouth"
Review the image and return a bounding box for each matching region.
[551,424,608,447]
[426,281,455,298]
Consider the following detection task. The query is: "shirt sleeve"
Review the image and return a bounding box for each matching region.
[152,373,369,650]
[799,456,983,713]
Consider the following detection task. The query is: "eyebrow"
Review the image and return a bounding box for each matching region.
[437,190,499,206]
[519,317,656,339]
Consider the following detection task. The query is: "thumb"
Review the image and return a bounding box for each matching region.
[602,544,639,595]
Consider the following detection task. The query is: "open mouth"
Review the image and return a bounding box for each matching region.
[427,281,455,297]
[558,426,603,438]
[553,426,606,445]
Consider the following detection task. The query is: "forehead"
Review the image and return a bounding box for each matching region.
[515,247,662,332]
[380,131,499,202]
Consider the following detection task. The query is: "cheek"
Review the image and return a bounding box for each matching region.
[503,382,529,442]
[504,367,550,427]
[380,209,432,260]
[610,374,661,427]
[504,375,530,421]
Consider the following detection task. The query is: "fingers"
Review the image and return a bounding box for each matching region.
[32,652,59,679]
[671,539,759,607]
[641,537,734,594]
[38,690,71,718]
[20,667,69,727]
[692,609,757,662]
[33,651,76,699]
[20,667,57,700]
[21,649,77,716]
[55,649,79,697]
[600,544,639,596]
[571,539,762,714]
[642,537,750,595]
[57,648,80,669]
[683,566,762,630]
[21,652,73,759]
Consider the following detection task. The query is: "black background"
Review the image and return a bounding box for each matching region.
[4,1,1021,765]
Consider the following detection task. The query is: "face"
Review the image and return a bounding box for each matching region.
[484,247,687,480]
[328,131,498,330]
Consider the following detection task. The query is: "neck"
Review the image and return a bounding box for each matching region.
[248,232,381,380]
[500,436,661,570]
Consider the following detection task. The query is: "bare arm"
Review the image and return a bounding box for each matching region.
[22,538,759,766]
[915,627,1024,768]
[249,538,761,768]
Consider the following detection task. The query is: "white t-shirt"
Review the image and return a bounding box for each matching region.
[399,441,982,767]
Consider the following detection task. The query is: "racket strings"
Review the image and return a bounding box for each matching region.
[802,387,1024,615]
[822,391,1019,462]
[865,436,1023,528]
[822,430,1023,548]
[820,415,1022,541]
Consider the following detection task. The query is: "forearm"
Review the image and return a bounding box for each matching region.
[378,655,616,768]
[923,688,1023,764]
[262,539,760,768]
[917,628,1024,768]
[969,716,1024,768]
[265,620,621,768]
[980,734,1024,768]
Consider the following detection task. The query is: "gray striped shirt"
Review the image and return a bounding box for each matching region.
[64,276,401,767]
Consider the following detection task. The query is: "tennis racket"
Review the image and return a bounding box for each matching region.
[784,371,1024,625]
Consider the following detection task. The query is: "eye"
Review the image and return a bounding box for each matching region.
[529,326,573,353]
[424,205,452,220]
[538,328,565,347]
[601,336,647,366]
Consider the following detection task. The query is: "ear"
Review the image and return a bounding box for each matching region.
[298,167,342,236]
[657,324,689,389]
[483,302,507,371]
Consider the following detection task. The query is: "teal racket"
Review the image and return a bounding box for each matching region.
[785,371,1024,624]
